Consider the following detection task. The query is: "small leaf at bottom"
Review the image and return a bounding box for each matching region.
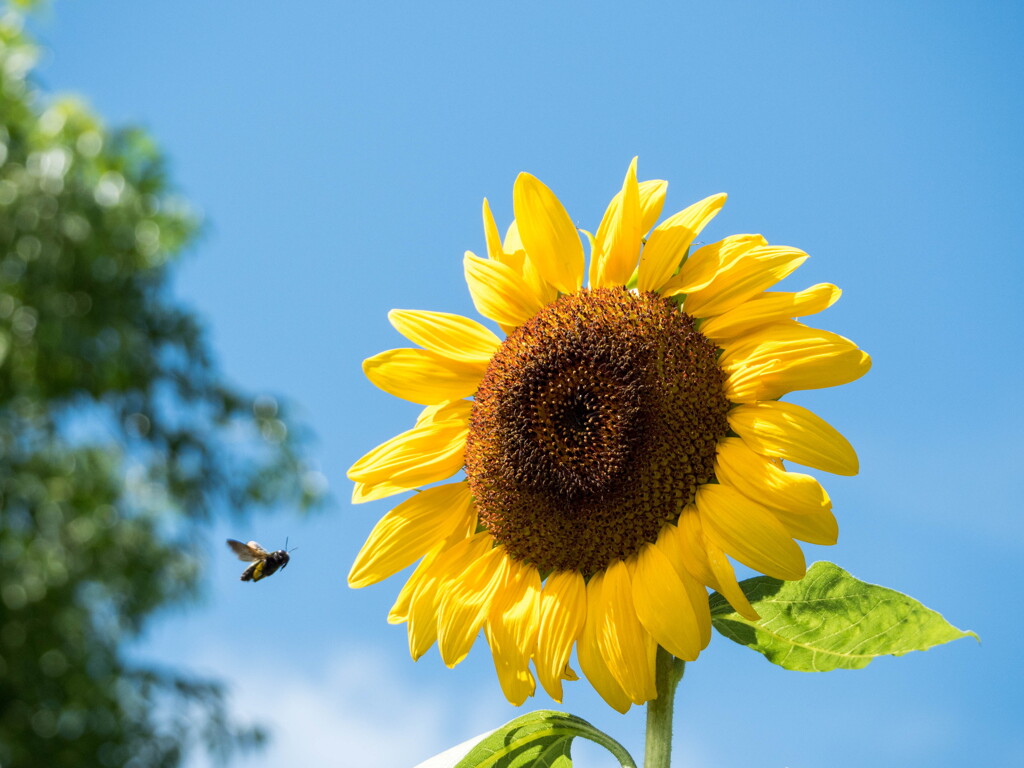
[454,710,636,768]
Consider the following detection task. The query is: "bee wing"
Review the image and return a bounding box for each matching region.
[227,539,268,562]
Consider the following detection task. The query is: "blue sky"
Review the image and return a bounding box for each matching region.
[27,1,1023,766]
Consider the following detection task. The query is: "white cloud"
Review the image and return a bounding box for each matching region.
[187,645,465,768]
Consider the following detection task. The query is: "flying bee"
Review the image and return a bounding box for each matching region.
[226,538,296,582]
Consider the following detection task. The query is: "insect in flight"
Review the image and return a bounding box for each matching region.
[226,538,296,582]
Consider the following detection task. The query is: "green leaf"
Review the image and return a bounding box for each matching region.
[709,561,977,672]
[454,710,636,768]
[532,738,572,768]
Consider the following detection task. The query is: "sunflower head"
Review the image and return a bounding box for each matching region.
[348,158,869,712]
[467,286,729,576]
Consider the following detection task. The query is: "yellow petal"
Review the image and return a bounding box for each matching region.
[404,533,491,659]
[414,398,473,426]
[388,309,501,365]
[347,410,469,487]
[577,572,633,713]
[695,484,806,581]
[485,558,541,706]
[521,250,559,306]
[684,245,808,318]
[671,507,761,622]
[589,175,669,287]
[673,553,713,649]
[773,505,839,546]
[513,172,584,295]
[503,220,525,255]
[351,479,413,504]
[674,506,757,619]
[388,519,477,625]
[591,158,643,288]
[363,348,483,405]
[437,544,505,667]
[482,198,505,261]
[637,179,669,235]
[721,321,872,402]
[660,234,765,297]
[700,283,842,341]
[728,400,858,476]
[598,559,657,704]
[348,482,475,588]
[388,543,439,626]
[493,217,558,305]
[652,525,713,648]
[704,539,760,621]
[719,358,779,405]
[464,251,546,328]
[631,541,703,661]
[535,570,587,702]
[638,193,727,293]
[714,436,831,515]
[661,513,715,589]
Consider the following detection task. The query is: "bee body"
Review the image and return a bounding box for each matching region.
[227,539,293,582]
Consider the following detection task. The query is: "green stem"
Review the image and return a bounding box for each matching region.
[644,647,686,768]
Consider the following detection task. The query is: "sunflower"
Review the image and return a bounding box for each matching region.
[347,159,869,712]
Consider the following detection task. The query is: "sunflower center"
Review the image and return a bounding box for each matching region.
[465,287,730,575]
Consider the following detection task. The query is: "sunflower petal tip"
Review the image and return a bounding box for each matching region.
[832,445,861,476]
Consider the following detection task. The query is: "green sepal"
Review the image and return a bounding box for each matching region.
[454,710,636,768]
[709,561,977,672]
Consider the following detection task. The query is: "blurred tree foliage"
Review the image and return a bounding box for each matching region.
[0,10,323,767]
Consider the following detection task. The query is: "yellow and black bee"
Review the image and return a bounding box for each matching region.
[226,538,294,582]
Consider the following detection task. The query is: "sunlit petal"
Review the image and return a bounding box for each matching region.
[513,173,584,294]
[348,483,475,588]
[728,400,858,475]
[591,157,642,288]
[535,570,587,702]
[363,347,484,405]
[388,309,501,364]
[638,193,726,293]
[464,251,546,328]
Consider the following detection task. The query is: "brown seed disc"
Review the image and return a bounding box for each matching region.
[465,287,729,575]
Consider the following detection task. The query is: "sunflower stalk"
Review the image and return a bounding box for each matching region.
[644,647,686,768]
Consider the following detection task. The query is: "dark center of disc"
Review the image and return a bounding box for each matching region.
[465,287,730,575]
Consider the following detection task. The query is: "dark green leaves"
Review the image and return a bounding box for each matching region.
[454,711,636,768]
[710,561,977,671]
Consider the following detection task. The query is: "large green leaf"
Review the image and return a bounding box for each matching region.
[453,710,636,768]
[709,561,977,671]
